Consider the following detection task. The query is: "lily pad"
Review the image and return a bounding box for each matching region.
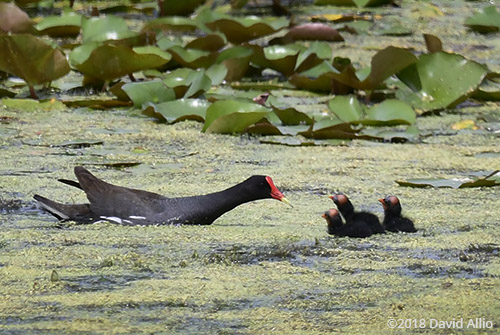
[206,15,289,44]
[0,2,35,34]
[143,99,210,123]
[328,95,363,122]
[62,99,132,109]
[250,44,305,77]
[70,44,171,83]
[396,52,488,111]
[298,120,362,140]
[216,46,253,81]
[159,0,206,16]
[35,12,82,37]
[260,137,347,146]
[315,0,393,7]
[396,171,500,189]
[162,68,212,98]
[359,47,418,90]
[168,45,217,69]
[203,100,271,134]
[272,106,314,125]
[186,33,227,52]
[81,16,136,43]
[0,34,70,87]
[280,23,344,43]
[363,99,416,126]
[465,6,500,33]
[121,80,176,108]
[55,139,104,148]
[142,17,198,33]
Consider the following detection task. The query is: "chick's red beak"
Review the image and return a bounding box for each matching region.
[378,198,388,210]
[266,176,292,207]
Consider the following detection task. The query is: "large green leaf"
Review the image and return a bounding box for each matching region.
[359,47,418,90]
[168,45,217,68]
[159,0,206,16]
[465,6,500,33]
[203,100,271,133]
[186,33,227,52]
[81,16,146,45]
[397,171,500,188]
[143,99,210,123]
[122,80,176,107]
[142,17,198,33]
[35,12,82,37]
[396,52,488,111]
[315,0,393,7]
[272,106,314,125]
[206,16,289,44]
[0,2,35,34]
[0,34,70,86]
[363,99,416,126]
[70,44,171,82]
[216,46,253,81]
[328,95,363,122]
[250,44,303,76]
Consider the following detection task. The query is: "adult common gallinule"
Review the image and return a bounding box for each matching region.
[329,193,385,234]
[379,195,417,233]
[34,166,290,225]
[322,208,373,238]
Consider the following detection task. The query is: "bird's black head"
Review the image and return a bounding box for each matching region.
[242,175,290,206]
[379,195,402,215]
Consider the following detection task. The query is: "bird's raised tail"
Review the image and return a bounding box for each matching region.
[33,194,92,222]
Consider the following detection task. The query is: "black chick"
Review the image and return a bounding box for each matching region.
[330,193,385,234]
[379,195,417,233]
[322,208,373,238]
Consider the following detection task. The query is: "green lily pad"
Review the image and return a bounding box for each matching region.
[35,12,82,37]
[359,47,418,90]
[315,0,393,7]
[363,99,416,126]
[465,6,500,33]
[122,80,176,108]
[361,125,419,143]
[142,16,198,33]
[168,45,217,69]
[205,63,228,86]
[0,2,35,34]
[272,106,314,125]
[203,100,271,134]
[62,99,132,109]
[423,33,443,53]
[70,44,171,82]
[289,61,338,92]
[396,52,488,111]
[159,0,206,16]
[250,44,304,77]
[143,99,210,123]
[0,34,70,86]
[55,139,104,148]
[2,98,66,112]
[299,120,361,139]
[260,137,347,146]
[206,15,289,44]
[295,42,333,73]
[186,33,227,52]
[216,46,253,81]
[162,68,211,98]
[328,95,363,122]
[281,23,344,43]
[396,170,500,189]
[81,16,136,43]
